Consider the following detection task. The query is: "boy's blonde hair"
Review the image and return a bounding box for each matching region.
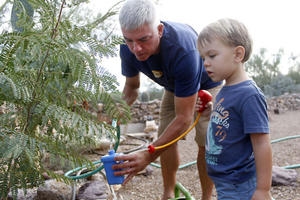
[197,18,252,62]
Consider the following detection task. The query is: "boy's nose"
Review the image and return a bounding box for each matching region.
[204,60,210,67]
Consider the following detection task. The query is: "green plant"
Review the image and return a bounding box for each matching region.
[264,73,295,97]
[139,78,164,101]
[140,91,149,102]
[245,48,281,92]
[287,54,300,85]
[0,0,129,199]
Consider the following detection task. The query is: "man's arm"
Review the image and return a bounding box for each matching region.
[122,74,140,106]
[250,133,273,200]
[113,92,197,184]
[152,93,197,147]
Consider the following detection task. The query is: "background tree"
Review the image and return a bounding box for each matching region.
[246,48,300,96]
[0,0,130,199]
[140,91,150,102]
[139,77,164,101]
[245,48,281,92]
[264,74,295,96]
[287,54,300,84]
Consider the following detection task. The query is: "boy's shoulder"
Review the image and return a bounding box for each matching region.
[218,80,266,106]
[221,80,263,96]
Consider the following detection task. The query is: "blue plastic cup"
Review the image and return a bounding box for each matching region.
[101,150,124,185]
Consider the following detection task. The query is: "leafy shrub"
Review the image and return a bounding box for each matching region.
[0,0,130,198]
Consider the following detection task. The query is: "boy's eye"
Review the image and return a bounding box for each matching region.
[209,55,216,58]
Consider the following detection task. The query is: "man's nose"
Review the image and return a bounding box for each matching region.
[133,42,142,52]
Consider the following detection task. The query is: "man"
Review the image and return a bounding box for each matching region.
[113,0,222,199]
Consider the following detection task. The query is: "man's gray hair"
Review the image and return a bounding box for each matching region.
[119,0,160,30]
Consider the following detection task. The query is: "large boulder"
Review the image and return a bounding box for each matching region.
[272,166,298,186]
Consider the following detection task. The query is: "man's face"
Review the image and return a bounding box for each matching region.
[122,23,163,61]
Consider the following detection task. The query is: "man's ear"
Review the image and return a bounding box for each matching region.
[234,46,245,62]
[158,23,164,38]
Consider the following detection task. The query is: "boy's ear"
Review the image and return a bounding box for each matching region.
[234,46,245,62]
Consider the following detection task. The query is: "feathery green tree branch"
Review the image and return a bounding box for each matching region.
[0,0,129,199]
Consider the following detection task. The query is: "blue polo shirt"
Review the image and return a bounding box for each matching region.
[121,21,204,97]
[120,21,222,96]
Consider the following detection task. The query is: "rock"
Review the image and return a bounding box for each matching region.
[130,99,161,123]
[144,120,158,133]
[272,165,298,186]
[37,179,72,200]
[87,173,106,182]
[54,170,64,176]
[42,172,51,180]
[274,108,280,114]
[77,180,109,200]
[8,188,37,200]
[126,132,153,140]
[137,165,154,177]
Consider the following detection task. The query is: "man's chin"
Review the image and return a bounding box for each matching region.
[135,54,149,61]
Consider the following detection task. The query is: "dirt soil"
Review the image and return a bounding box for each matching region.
[105,110,300,200]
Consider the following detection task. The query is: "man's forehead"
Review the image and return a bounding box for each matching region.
[122,23,155,35]
[122,30,153,41]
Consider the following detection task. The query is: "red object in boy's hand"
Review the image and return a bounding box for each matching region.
[198,90,213,112]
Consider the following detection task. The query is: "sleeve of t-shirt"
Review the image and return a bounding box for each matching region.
[242,94,269,134]
[173,50,201,97]
[120,45,139,77]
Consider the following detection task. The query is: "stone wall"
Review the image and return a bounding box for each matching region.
[130,93,300,123]
[130,99,161,123]
[267,93,300,114]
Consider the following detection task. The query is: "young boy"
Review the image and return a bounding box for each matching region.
[196,18,273,199]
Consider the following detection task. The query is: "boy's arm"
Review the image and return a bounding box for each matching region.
[250,133,273,199]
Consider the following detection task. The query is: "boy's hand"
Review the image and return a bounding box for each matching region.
[195,90,213,117]
[195,97,213,117]
[251,189,272,200]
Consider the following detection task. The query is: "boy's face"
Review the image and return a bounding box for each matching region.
[122,23,163,61]
[199,39,240,85]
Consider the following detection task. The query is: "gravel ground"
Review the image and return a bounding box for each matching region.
[112,110,300,200]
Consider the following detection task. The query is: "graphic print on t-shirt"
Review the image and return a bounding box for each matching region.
[206,97,229,165]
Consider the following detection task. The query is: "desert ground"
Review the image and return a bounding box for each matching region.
[110,110,300,200]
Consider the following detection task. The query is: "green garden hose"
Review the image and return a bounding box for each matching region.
[271,135,300,169]
[150,134,300,170]
[64,125,299,200]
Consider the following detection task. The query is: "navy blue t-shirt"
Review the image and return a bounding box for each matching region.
[206,80,269,184]
[121,21,220,97]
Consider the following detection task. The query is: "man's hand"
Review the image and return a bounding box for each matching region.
[112,149,152,185]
